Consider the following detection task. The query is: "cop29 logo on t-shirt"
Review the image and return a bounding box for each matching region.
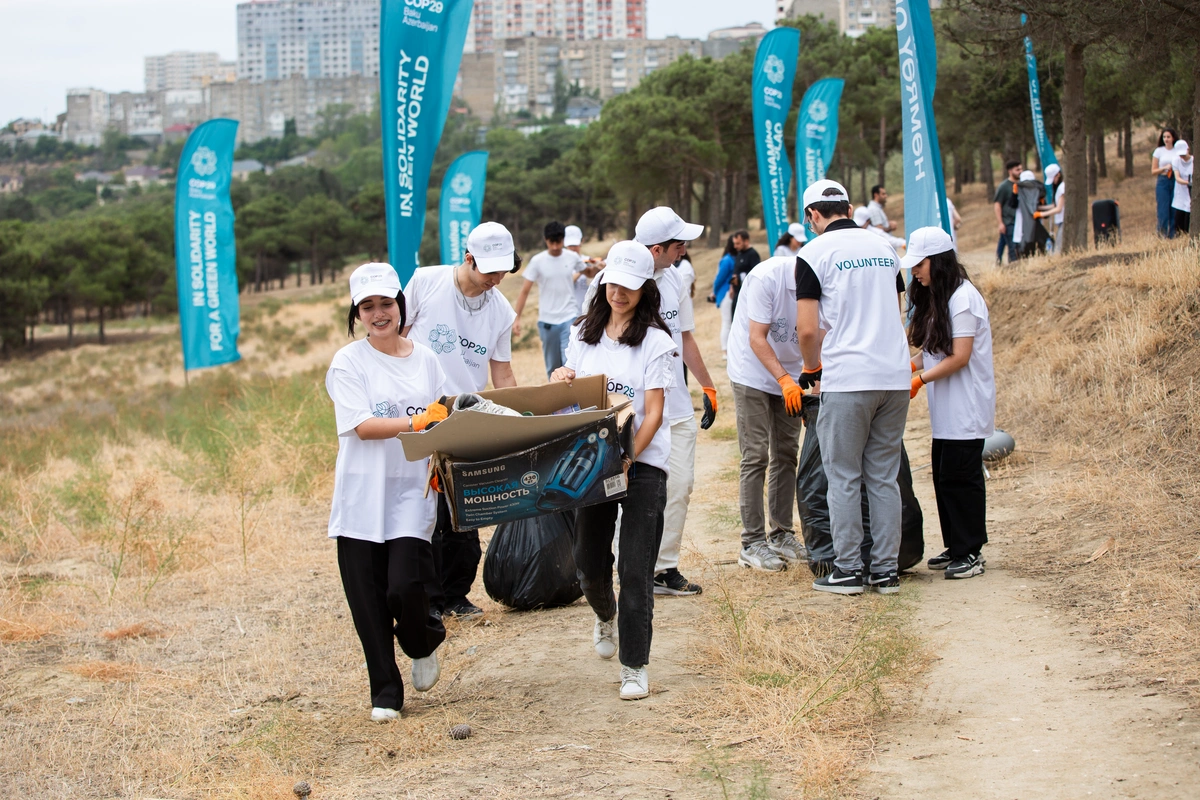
[373,401,400,419]
[607,379,636,399]
[769,318,798,345]
[428,323,488,358]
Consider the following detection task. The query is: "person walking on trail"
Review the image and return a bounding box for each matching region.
[1152,128,1179,238]
[993,160,1023,265]
[325,262,451,722]
[403,222,521,619]
[729,229,761,316]
[867,185,899,234]
[1171,140,1192,236]
[727,255,807,573]
[795,179,911,597]
[551,240,676,701]
[711,236,737,359]
[513,220,583,377]
[565,224,602,313]
[905,227,995,580]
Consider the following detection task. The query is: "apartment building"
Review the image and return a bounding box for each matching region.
[236,0,380,82]
[145,51,237,92]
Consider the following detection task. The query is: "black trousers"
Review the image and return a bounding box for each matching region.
[930,439,988,558]
[1175,209,1191,235]
[337,536,446,711]
[573,463,666,669]
[430,494,482,612]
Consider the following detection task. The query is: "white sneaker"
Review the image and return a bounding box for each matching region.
[370,707,399,722]
[738,541,786,572]
[411,649,440,692]
[593,615,617,660]
[453,393,521,416]
[767,530,807,562]
[619,665,649,700]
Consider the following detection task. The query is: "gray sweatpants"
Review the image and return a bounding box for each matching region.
[815,390,909,574]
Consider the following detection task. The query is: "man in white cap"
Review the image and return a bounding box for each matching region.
[795,180,910,596]
[403,221,521,618]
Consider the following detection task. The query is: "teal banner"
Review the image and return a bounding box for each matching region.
[380,0,473,286]
[796,77,845,240]
[752,27,800,249]
[1022,14,1058,195]
[174,118,240,371]
[895,0,950,236]
[439,150,488,265]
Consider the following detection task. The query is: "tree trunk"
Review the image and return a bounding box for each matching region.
[1193,42,1200,216]
[98,306,105,345]
[723,170,734,230]
[254,254,263,293]
[732,169,749,232]
[878,114,887,187]
[1087,133,1098,195]
[981,141,995,200]
[860,165,868,206]
[953,150,962,194]
[1124,115,1135,178]
[1116,126,1123,159]
[706,174,723,249]
[1095,124,1107,179]
[1059,41,1089,254]
[625,193,637,240]
[67,305,74,348]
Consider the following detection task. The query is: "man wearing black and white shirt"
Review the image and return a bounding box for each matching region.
[794,180,910,596]
[404,221,520,617]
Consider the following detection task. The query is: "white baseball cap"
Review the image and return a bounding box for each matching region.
[349,262,402,306]
[787,222,806,240]
[802,179,850,210]
[852,206,872,227]
[563,225,583,247]
[1019,169,1036,182]
[1175,139,1190,153]
[466,221,516,273]
[599,240,655,290]
[634,207,704,246]
[900,226,955,270]
[1044,163,1061,181]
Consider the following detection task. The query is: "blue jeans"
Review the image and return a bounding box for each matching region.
[538,319,572,377]
[1157,174,1177,238]
[995,230,1018,264]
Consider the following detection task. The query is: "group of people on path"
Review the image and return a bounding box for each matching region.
[321,180,996,720]
[1153,128,1193,238]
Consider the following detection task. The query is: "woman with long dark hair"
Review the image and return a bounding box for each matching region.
[1153,128,1179,238]
[711,235,737,358]
[903,229,995,581]
[551,240,675,701]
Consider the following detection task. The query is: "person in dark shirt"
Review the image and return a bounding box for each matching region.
[729,229,761,316]
[992,160,1022,266]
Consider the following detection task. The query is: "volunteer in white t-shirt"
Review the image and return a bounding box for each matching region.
[1171,140,1192,235]
[1152,128,1179,238]
[551,240,676,701]
[565,224,603,314]
[325,262,451,722]
[772,222,806,258]
[514,220,584,377]
[905,228,995,580]
[853,206,907,249]
[795,180,910,597]
[1037,164,1065,251]
[403,221,520,619]
[727,256,807,573]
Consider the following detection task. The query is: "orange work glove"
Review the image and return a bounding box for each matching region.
[797,362,822,390]
[700,386,718,430]
[430,473,442,493]
[910,360,919,373]
[778,375,803,417]
[910,374,925,400]
[411,401,448,432]
[1033,211,1042,219]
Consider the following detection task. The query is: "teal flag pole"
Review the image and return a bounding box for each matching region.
[751,27,801,250]
[439,150,488,265]
[1022,14,1059,195]
[174,118,240,373]
[896,0,950,237]
[380,0,473,287]
[796,77,845,240]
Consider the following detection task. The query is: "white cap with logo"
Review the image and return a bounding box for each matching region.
[563,224,583,247]
[634,206,704,246]
[599,240,655,290]
[1044,163,1061,182]
[466,221,516,273]
[802,179,850,210]
[349,262,402,306]
[787,221,806,240]
[900,226,955,270]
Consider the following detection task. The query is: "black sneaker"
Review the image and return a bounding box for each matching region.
[945,553,985,580]
[812,567,863,595]
[927,550,952,570]
[653,568,702,596]
[808,559,835,578]
[445,599,484,617]
[866,571,900,595]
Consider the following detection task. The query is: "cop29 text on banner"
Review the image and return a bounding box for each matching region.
[439,150,488,265]
[1022,14,1058,194]
[174,118,240,371]
[797,77,844,240]
[895,0,950,236]
[381,0,473,286]
[752,27,800,249]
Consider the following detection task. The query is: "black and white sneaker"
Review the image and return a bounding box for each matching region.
[866,571,900,595]
[812,567,863,595]
[653,568,702,596]
[944,552,985,580]
[927,550,952,570]
[445,599,484,617]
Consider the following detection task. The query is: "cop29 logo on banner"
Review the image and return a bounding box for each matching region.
[809,99,829,123]
[405,0,444,12]
[191,146,218,177]
[763,55,786,85]
[450,173,473,195]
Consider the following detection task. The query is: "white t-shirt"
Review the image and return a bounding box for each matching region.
[565,325,676,472]
[773,244,799,258]
[404,264,517,394]
[325,339,446,543]
[1172,157,1193,212]
[923,281,995,440]
[794,221,910,392]
[867,200,890,230]
[727,256,804,395]
[525,250,583,324]
[1053,182,1066,225]
[573,271,591,314]
[1154,146,1175,176]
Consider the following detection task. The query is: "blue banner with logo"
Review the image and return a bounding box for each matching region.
[174,118,240,371]
[439,150,488,265]
[796,77,844,240]
[381,0,473,286]
[895,0,950,236]
[1022,15,1058,195]
[752,26,800,250]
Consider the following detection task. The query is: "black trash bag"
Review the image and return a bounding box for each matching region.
[483,510,583,611]
[796,394,924,575]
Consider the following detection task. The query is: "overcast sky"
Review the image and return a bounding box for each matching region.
[0,0,776,124]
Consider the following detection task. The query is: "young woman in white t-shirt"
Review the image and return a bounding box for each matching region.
[903,229,996,581]
[550,240,676,702]
[325,262,451,722]
[1152,128,1179,238]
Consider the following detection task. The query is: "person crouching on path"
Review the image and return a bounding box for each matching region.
[727,255,807,573]
[551,240,676,701]
[905,228,995,580]
[325,262,450,722]
[403,221,521,619]
[795,180,911,596]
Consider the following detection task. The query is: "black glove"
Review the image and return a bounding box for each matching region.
[700,387,717,430]
[797,364,822,390]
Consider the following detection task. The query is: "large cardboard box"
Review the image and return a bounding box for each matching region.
[397,376,633,531]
